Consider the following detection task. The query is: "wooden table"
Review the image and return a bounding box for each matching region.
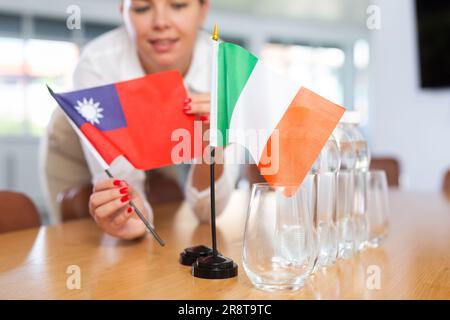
[0,190,449,299]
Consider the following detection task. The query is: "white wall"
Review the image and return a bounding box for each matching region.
[370,0,450,192]
[0,137,48,221]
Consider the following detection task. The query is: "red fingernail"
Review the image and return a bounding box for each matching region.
[184,97,192,105]
[127,207,132,213]
[200,115,209,121]
[119,187,128,194]
[113,180,122,187]
[120,195,129,203]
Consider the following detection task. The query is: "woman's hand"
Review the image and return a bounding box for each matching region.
[183,92,210,126]
[89,179,148,240]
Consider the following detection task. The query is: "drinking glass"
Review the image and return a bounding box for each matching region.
[353,170,369,252]
[242,183,317,291]
[301,174,319,271]
[307,135,340,269]
[366,170,390,247]
[336,170,355,259]
[315,172,338,266]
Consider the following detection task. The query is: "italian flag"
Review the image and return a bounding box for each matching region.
[210,40,346,189]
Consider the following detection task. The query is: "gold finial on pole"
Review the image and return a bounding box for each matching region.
[212,23,219,41]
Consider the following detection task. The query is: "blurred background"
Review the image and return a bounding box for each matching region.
[0,0,449,223]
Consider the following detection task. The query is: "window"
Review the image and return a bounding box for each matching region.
[220,35,248,49]
[0,16,120,137]
[34,17,73,40]
[0,37,24,135]
[353,39,370,125]
[261,42,345,106]
[83,22,117,42]
[0,37,79,136]
[0,13,21,35]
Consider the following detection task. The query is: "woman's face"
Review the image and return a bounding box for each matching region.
[122,0,208,74]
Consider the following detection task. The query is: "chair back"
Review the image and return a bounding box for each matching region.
[0,191,40,233]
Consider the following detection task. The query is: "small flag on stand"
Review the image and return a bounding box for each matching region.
[209,41,346,192]
[47,70,199,246]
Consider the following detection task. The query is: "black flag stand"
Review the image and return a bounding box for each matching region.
[179,147,238,279]
[191,147,238,279]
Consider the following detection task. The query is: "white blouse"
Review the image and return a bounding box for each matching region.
[72,27,240,224]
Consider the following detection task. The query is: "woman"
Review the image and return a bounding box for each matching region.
[42,0,239,239]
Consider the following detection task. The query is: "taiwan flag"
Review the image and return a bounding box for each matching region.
[48,70,201,170]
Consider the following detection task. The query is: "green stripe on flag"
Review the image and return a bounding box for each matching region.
[217,42,258,146]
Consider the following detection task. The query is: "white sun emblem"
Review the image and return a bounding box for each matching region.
[74,97,104,125]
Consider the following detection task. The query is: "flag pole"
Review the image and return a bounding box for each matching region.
[209,24,220,257]
[46,85,164,247]
[209,147,218,256]
[190,23,238,279]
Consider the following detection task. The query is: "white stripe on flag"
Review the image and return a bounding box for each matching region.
[228,61,299,163]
